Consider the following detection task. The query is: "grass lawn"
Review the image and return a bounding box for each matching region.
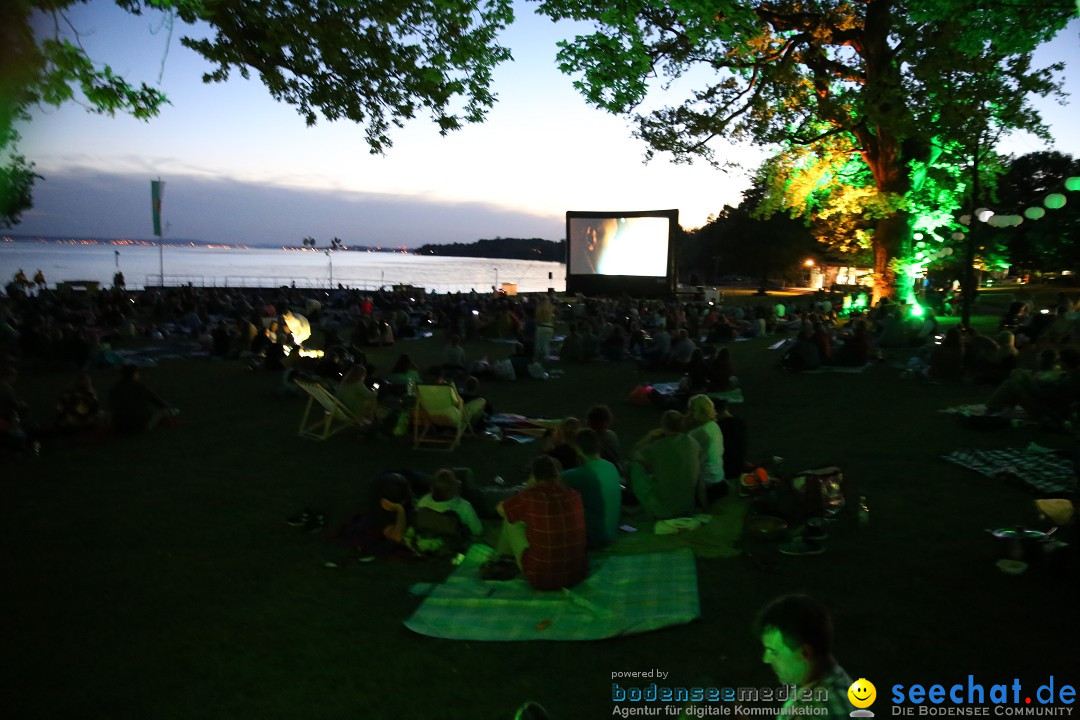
[3,298,1077,719]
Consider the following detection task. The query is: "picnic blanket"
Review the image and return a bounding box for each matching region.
[943,446,1077,495]
[487,413,561,443]
[649,382,745,404]
[801,363,872,374]
[604,495,747,559]
[404,546,699,641]
[939,404,1031,421]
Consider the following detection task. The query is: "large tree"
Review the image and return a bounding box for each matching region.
[0,0,514,226]
[536,0,1073,300]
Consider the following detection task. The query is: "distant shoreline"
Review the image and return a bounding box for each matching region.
[2,234,566,263]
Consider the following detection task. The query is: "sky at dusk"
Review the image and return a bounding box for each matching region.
[10,2,1080,248]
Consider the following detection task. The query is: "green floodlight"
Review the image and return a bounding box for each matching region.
[1066,177,1080,192]
[909,304,925,318]
[853,293,868,309]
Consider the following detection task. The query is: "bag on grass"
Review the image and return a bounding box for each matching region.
[766,466,845,524]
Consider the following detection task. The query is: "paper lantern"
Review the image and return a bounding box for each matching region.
[1065,177,1080,192]
[976,208,994,222]
[944,247,954,256]
[951,231,965,241]
[1024,207,1046,220]
[988,215,1008,227]
[959,214,972,225]
[1045,194,1067,210]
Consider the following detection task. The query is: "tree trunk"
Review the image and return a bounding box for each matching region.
[856,0,912,304]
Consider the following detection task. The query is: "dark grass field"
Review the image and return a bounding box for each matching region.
[3,298,1078,719]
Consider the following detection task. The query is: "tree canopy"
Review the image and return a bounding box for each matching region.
[0,0,514,225]
[537,0,1073,299]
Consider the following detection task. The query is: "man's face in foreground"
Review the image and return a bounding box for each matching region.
[761,627,812,686]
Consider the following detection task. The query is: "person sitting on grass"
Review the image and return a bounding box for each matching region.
[486,455,587,590]
[108,364,177,434]
[544,416,582,471]
[830,318,872,366]
[54,371,103,433]
[560,428,622,549]
[416,469,483,538]
[629,410,702,519]
[329,473,416,560]
[714,399,748,484]
[386,353,422,388]
[757,594,857,717]
[685,394,726,503]
[585,404,622,471]
[984,347,1080,425]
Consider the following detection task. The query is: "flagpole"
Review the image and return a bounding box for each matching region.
[151,177,165,287]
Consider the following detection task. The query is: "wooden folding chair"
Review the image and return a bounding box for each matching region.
[411,384,476,451]
[295,379,370,440]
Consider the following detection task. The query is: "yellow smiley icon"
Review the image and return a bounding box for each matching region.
[848,678,877,709]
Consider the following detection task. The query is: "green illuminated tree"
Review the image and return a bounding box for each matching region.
[536,0,1072,300]
[0,0,514,225]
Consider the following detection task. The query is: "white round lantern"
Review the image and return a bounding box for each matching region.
[1045,194,1067,210]
[1024,207,1046,220]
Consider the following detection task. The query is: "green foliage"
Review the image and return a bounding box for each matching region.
[0,153,40,227]
[536,0,1073,296]
[0,0,515,224]
[176,0,515,152]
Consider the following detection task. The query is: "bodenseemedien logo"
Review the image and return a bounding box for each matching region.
[850,678,877,717]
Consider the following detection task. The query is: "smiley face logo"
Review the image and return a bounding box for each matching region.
[848,678,877,709]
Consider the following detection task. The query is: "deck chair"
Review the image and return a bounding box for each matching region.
[295,379,370,440]
[412,384,476,451]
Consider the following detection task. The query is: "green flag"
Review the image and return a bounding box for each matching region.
[151,179,165,237]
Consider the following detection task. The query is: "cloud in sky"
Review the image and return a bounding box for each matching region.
[12,168,566,247]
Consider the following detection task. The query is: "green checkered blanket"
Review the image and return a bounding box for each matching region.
[404,546,700,641]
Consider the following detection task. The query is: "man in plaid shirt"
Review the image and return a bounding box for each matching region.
[495,455,588,590]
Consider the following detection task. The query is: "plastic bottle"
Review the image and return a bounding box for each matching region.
[857,496,870,526]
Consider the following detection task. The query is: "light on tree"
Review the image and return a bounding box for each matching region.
[976,208,995,223]
[1065,177,1080,192]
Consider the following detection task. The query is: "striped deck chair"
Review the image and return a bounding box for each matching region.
[412,384,477,451]
[295,379,370,440]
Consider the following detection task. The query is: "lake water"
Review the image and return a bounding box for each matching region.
[0,240,566,294]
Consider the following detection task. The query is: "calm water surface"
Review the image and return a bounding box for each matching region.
[0,241,566,293]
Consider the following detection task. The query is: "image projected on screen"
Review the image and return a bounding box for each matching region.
[569,216,670,277]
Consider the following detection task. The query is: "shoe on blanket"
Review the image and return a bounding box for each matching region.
[778,539,825,556]
[479,556,519,581]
